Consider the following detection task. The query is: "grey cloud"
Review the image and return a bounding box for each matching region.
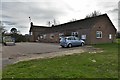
[2,21,17,25]
[1,0,119,34]
[107,8,118,13]
[2,2,69,20]
[96,1,118,11]
[1,1,71,34]
[2,15,13,19]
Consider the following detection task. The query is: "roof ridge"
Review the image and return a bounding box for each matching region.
[54,13,107,27]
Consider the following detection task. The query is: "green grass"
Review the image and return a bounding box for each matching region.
[2,39,119,78]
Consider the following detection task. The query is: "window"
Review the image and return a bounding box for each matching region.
[67,38,71,40]
[74,37,79,40]
[81,35,86,40]
[59,33,64,37]
[37,36,40,40]
[96,31,102,38]
[40,36,43,39]
[71,32,78,37]
[109,34,112,39]
[43,34,46,39]
[50,34,54,39]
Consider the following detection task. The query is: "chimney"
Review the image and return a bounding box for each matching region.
[31,22,33,27]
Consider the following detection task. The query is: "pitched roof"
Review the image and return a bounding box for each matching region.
[53,14,107,29]
[29,14,116,32]
[29,23,50,32]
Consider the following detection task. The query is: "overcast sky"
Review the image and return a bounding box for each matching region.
[1,0,119,35]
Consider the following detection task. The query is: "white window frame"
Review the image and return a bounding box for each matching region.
[109,34,112,39]
[71,32,78,36]
[37,36,40,40]
[81,35,86,40]
[43,34,46,39]
[96,31,102,38]
[50,34,54,39]
[59,33,64,37]
[40,36,43,39]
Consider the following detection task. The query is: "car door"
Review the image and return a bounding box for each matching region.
[71,37,78,46]
[68,37,74,46]
[74,37,81,46]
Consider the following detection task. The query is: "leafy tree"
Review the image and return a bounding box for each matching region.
[0,21,6,33]
[0,21,7,43]
[117,31,120,38]
[10,28,17,34]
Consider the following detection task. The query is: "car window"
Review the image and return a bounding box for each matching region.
[70,37,74,40]
[61,38,65,41]
[67,38,71,40]
[75,37,79,40]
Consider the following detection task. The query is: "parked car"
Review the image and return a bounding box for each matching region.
[60,36,85,48]
[3,36,15,46]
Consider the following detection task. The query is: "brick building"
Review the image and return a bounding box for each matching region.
[29,14,116,44]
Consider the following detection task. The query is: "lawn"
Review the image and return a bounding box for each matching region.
[2,39,119,78]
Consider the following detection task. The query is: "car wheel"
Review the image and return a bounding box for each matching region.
[61,46,65,48]
[68,43,72,48]
[4,43,7,46]
[81,42,84,46]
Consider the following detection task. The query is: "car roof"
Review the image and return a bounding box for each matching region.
[65,36,76,38]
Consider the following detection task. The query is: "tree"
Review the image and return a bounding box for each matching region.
[47,21,51,27]
[0,21,7,43]
[117,31,120,38]
[47,19,60,27]
[10,28,17,33]
[69,18,77,22]
[0,21,6,33]
[85,11,101,18]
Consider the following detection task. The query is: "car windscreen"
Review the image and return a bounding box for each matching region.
[60,37,67,41]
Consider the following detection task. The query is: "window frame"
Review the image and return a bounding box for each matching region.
[109,34,112,39]
[81,35,86,40]
[43,34,46,39]
[96,31,102,38]
[71,32,78,36]
[50,34,54,39]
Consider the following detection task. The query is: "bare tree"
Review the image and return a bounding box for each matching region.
[53,19,56,26]
[69,18,77,22]
[85,11,101,18]
[47,19,60,27]
[47,21,51,27]
[53,19,60,25]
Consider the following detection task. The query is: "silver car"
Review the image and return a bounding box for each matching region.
[60,36,85,48]
[3,36,15,46]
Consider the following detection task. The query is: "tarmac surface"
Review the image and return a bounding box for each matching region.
[2,42,102,69]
